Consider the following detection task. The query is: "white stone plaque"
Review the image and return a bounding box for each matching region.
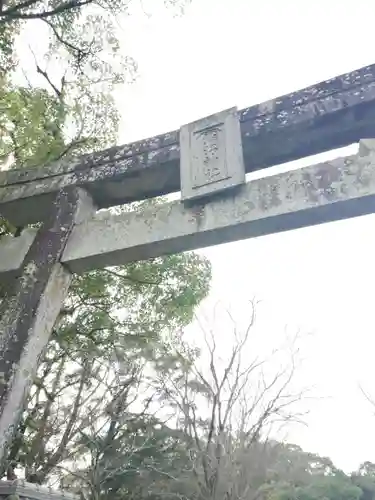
[180,107,245,201]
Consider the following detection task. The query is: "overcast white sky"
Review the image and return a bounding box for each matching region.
[111,0,375,472]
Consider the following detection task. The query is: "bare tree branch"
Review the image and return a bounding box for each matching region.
[0,0,94,23]
[158,300,307,500]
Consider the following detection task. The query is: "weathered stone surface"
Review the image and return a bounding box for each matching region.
[2,63,375,225]
[0,480,77,500]
[0,189,94,467]
[59,152,375,273]
[359,138,375,157]
[2,148,375,276]
[180,107,245,201]
[58,148,375,272]
[0,229,37,275]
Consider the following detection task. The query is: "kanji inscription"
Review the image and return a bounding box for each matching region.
[192,124,228,188]
[180,107,245,201]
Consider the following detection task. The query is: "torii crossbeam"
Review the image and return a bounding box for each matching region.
[1,63,375,467]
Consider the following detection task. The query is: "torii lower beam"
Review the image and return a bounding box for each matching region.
[2,141,375,278]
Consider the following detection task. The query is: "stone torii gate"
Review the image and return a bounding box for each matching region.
[2,62,375,498]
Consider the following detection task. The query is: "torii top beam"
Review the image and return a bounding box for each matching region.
[2,63,375,226]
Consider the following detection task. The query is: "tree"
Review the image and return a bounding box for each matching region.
[38,300,307,500]
[352,463,375,500]
[0,0,189,174]
[1,1,129,171]
[0,0,190,24]
[4,253,211,484]
[144,301,308,500]
[269,475,362,500]
[59,415,191,500]
[0,0,212,493]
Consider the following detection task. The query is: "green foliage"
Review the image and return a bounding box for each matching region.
[269,476,362,500]
[56,253,211,360]
[0,85,66,167]
[259,447,375,500]
[0,1,136,175]
[7,250,211,485]
[352,463,375,500]
[0,20,19,74]
[67,419,191,500]
[0,0,212,495]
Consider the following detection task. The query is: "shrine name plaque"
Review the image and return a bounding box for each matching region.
[180,107,245,201]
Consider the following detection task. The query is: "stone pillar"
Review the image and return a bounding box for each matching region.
[0,480,78,500]
[0,188,94,469]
